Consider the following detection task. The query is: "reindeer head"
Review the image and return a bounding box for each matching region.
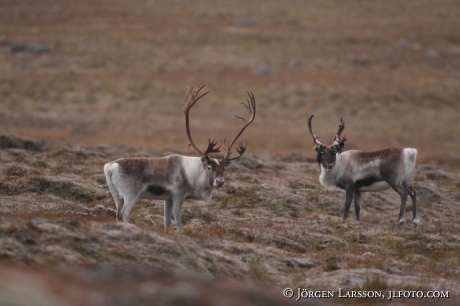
[308,115,346,170]
[184,83,256,188]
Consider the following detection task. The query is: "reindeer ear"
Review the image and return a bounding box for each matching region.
[201,156,209,165]
[224,160,232,168]
[314,146,319,152]
[316,151,322,163]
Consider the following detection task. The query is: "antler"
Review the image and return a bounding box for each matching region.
[205,138,221,155]
[183,83,210,156]
[308,114,324,146]
[332,117,346,148]
[223,92,256,161]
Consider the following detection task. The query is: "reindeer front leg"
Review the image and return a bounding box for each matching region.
[343,188,354,220]
[354,191,362,221]
[172,194,186,233]
[164,200,173,232]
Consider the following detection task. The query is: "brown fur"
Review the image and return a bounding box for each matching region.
[115,156,185,183]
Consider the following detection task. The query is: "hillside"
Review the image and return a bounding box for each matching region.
[0,134,459,305]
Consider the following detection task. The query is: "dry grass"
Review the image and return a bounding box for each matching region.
[1,0,460,163]
[1,133,460,304]
[1,1,460,305]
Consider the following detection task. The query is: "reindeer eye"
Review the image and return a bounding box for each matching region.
[207,165,212,171]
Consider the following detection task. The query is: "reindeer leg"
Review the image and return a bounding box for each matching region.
[343,188,354,220]
[354,191,362,221]
[403,183,418,225]
[105,177,124,221]
[395,186,408,224]
[388,182,408,224]
[172,195,185,233]
[116,197,124,221]
[120,195,139,223]
[164,200,173,232]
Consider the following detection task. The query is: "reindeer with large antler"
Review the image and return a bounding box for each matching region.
[104,84,256,232]
[308,115,419,225]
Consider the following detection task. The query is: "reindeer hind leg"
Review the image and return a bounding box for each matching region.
[120,194,139,223]
[403,182,418,225]
[116,197,124,221]
[104,164,124,221]
[393,185,408,224]
[387,180,409,224]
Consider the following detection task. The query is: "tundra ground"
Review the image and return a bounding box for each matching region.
[0,135,459,305]
[1,0,460,305]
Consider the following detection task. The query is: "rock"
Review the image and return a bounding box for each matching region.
[254,64,275,75]
[10,44,50,54]
[447,46,460,54]
[425,49,438,58]
[292,257,320,269]
[107,208,117,218]
[91,205,106,215]
[232,18,257,26]
[73,125,97,135]
[397,38,407,49]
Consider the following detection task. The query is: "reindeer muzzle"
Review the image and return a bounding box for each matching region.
[214,177,225,188]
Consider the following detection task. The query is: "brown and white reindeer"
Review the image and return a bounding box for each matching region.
[104,84,256,232]
[307,114,419,225]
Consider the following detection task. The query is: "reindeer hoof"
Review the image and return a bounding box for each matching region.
[397,218,405,225]
[412,219,420,226]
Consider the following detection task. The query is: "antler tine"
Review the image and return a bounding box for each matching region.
[243,92,255,111]
[308,114,324,146]
[183,82,209,111]
[221,136,229,151]
[183,83,210,156]
[332,117,346,146]
[223,91,256,161]
[337,117,345,137]
[205,138,221,155]
[227,141,247,161]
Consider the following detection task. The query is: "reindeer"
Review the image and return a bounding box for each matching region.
[307,115,418,225]
[104,84,256,232]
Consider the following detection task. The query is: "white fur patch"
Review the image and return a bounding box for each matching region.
[402,148,417,181]
[319,165,342,190]
[356,158,381,173]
